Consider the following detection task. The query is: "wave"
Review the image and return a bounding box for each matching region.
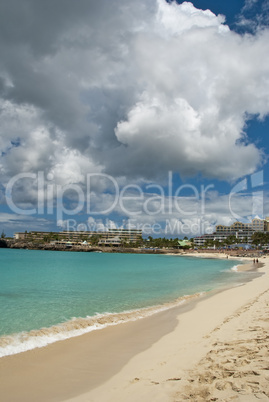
[230,264,260,274]
[219,264,239,273]
[0,292,203,358]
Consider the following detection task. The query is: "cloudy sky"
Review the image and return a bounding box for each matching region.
[0,0,269,237]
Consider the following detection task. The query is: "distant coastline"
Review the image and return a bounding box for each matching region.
[3,239,176,254]
[2,238,264,259]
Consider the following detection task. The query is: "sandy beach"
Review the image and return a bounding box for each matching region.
[0,254,268,401]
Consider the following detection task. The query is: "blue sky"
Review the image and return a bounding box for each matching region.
[0,0,269,238]
[177,0,246,24]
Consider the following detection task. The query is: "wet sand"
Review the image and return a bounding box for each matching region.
[0,255,268,401]
[0,294,205,402]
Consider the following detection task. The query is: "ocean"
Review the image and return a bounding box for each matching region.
[0,248,257,357]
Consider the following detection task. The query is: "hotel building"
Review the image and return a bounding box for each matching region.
[193,217,269,247]
[14,229,143,246]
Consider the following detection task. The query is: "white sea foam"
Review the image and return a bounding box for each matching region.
[0,292,203,358]
[220,265,239,273]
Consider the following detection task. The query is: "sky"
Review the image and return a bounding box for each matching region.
[0,0,269,238]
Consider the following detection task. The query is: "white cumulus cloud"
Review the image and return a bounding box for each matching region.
[0,0,268,206]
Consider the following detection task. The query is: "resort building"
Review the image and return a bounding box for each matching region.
[14,231,52,241]
[193,217,269,247]
[215,217,268,234]
[13,229,143,247]
[98,229,142,246]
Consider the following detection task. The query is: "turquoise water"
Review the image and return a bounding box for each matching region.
[0,249,254,356]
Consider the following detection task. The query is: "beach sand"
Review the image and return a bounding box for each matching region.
[0,255,268,401]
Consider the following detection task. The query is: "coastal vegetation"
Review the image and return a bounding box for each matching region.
[251,231,269,246]
[145,236,192,249]
[203,232,269,249]
[2,230,268,252]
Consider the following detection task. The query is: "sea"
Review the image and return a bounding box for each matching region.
[0,248,259,357]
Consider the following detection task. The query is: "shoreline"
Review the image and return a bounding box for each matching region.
[70,257,269,402]
[0,291,204,359]
[0,253,251,359]
[0,254,268,401]
[3,240,265,259]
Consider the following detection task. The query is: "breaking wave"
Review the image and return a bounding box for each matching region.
[0,292,203,358]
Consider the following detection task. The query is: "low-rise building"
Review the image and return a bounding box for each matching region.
[14,229,143,246]
[178,239,192,248]
[98,229,142,246]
